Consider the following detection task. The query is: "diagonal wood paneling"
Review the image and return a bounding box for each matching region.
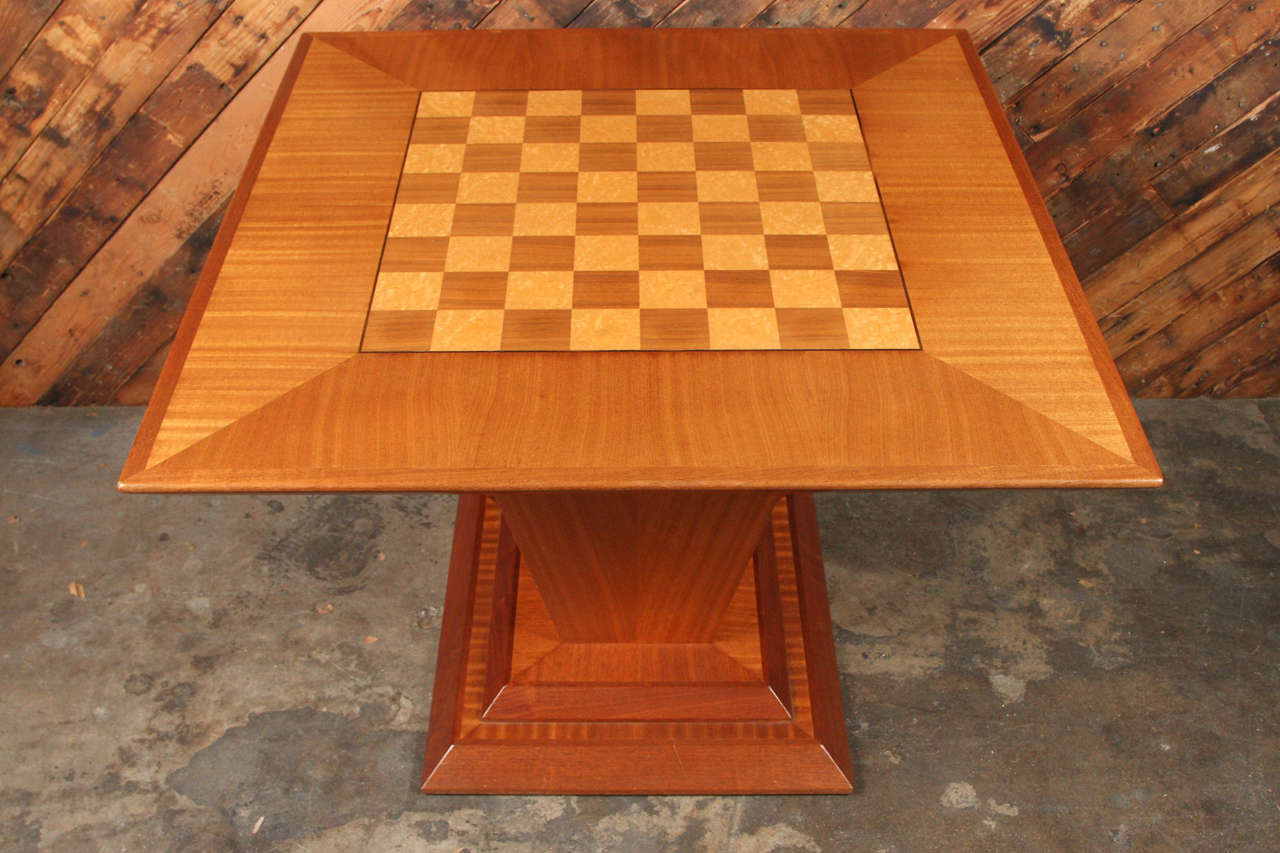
[0,0,1277,405]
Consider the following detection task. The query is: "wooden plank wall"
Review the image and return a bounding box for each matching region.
[0,0,1276,405]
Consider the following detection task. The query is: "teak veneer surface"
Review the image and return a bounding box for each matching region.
[118,29,1161,493]
[421,494,853,794]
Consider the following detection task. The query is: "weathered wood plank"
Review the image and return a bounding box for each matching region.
[478,0,593,27]
[1214,347,1279,396]
[387,0,500,28]
[1144,301,1280,397]
[39,200,228,405]
[0,0,1275,401]
[844,0,953,27]
[750,0,865,27]
[1100,206,1280,357]
[1011,0,1230,140]
[0,0,428,406]
[662,0,775,27]
[0,0,234,269]
[1045,37,1280,236]
[0,0,138,178]
[0,0,325,358]
[1059,187,1173,281]
[1153,89,1280,212]
[980,0,1140,102]
[1025,3,1280,194]
[1085,146,1280,318]
[928,0,1044,50]
[0,0,61,80]
[1116,251,1280,391]
[571,0,684,27]
[114,341,171,406]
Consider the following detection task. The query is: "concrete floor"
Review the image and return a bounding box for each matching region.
[0,400,1276,852]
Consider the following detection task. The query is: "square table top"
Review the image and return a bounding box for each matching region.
[120,28,1162,493]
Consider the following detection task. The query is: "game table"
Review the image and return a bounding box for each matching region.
[120,28,1162,794]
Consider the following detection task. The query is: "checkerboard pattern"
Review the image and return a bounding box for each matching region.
[361,88,919,352]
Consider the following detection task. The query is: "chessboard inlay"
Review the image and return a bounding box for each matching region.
[360,88,920,353]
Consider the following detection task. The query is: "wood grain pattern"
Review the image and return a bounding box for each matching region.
[0,0,233,269]
[496,491,779,641]
[114,29,1158,493]
[0,0,325,363]
[129,39,419,471]
[0,0,430,405]
[421,494,854,794]
[362,86,917,352]
[2,1,1273,401]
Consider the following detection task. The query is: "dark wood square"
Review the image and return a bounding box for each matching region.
[462,143,523,172]
[776,307,850,348]
[501,309,572,350]
[700,202,764,234]
[705,270,774,307]
[439,272,509,309]
[765,235,833,269]
[638,235,703,270]
[510,236,576,270]
[451,203,517,236]
[640,308,711,349]
[638,171,699,202]
[381,237,448,272]
[573,271,640,307]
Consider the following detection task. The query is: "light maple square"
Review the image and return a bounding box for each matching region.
[513,202,577,236]
[636,89,692,114]
[389,204,455,238]
[526,90,582,116]
[571,308,641,349]
[770,269,841,307]
[581,115,638,143]
[521,143,580,172]
[431,308,504,350]
[843,307,918,349]
[457,172,520,203]
[467,115,526,144]
[575,235,640,270]
[418,91,474,117]
[578,171,639,203]
[696,171,759,203]
[828,234,898,270]
[640,270,707,308]
[702,234,769,270]
[814,171,879,203]
[692,115,751,142]
[751,142,813,172]
[404,143,466,173]
[707,307,780,349]
[637,142,696,172]
[759,201,825,235]
[371,271,443,311]
[506,271,574,308]
[637,202,701,235]
[445,236,512,271]
[802,114,862,142]
[743,89,801,114]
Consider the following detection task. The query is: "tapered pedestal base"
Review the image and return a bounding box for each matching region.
[421,492,853,794]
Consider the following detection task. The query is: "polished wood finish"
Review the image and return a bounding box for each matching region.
[496,491,779,641]
[116,29,1160,492]
[361,86,917,353]
[422,495,853,794]
[5,3,1277,404]
[105,27,1168,795]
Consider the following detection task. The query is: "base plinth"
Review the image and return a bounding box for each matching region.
[421,492,853,794]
